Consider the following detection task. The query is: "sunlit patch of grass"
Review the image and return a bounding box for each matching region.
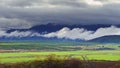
[0,50,120,63]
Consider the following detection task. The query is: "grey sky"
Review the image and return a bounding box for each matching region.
[0,0,120,29]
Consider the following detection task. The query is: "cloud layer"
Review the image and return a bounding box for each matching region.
[43,26,120,40]
[0,0,120,29]
[1,26,120,40]
[0,29,41,37]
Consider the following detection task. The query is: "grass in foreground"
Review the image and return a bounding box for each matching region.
[0,55,120,68]
[0,55,85,68]
[0,50,120,63]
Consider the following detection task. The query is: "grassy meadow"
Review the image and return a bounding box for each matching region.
[0,42,120,63]
[0,50,120,63]
[0,42,120,68]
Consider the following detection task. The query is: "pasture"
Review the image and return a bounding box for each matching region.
[0,50,120,63]
[0,42,120,63]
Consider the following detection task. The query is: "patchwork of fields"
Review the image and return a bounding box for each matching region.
[0,42,120,63]
[0,42,120,51]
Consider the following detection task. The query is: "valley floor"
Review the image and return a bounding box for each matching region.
[0,50,120,68]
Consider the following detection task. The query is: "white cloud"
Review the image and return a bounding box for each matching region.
[87,26,120,40]
[43,26,120,40]
[82,0,120,7]
[0,29,41,37]
[43,27,93,40]
[84,0,103,6]
[0,26,120,40]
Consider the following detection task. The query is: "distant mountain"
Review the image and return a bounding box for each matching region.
[0,36,83,43]
[88,35,120,43]
[2,35,120,43]
[7,23,118,33]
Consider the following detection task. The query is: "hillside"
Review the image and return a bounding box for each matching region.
[89,35,120,43]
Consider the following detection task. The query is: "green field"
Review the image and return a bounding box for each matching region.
[0,42,120,51]
[0,50,120,63]
[0,42,120,63]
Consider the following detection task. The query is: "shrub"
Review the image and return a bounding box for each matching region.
[0,55,85,68]
[115,64,120,68]
[64,58,85,68]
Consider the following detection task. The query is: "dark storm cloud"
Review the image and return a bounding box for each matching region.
[0,0,120,29]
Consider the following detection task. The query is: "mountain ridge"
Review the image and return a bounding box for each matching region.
[7,23,119,33]
[88,35,120,43]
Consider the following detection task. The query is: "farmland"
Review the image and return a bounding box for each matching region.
[0,41,120,63]
[0,41,120,51]
[0,42,120,68]
[0,50,120,63]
